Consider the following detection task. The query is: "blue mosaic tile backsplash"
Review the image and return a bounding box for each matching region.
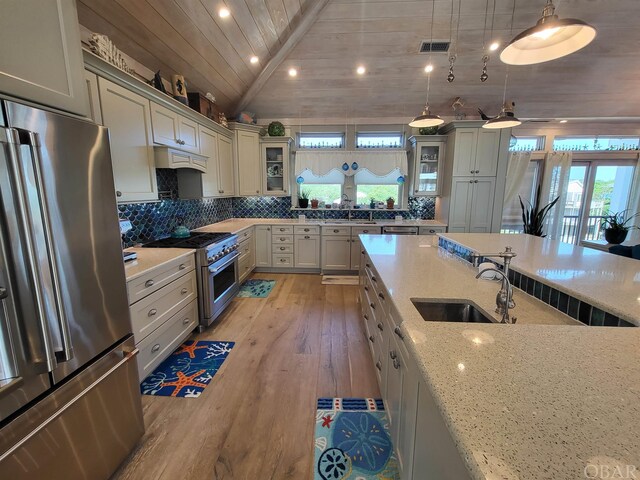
[119,169,436,246]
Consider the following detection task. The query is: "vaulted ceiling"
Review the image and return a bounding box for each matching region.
[78,0,640,124]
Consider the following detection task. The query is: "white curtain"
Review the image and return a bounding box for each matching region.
[294,151,408,177]
[627,154,640,244]
[540,151,573,241]
[504,151,533,206]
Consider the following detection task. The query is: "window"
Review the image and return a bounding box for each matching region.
[560,161,636,244]
[354,169,402,207]
[553,136,640,152]
[298,132,344,149]
[356,132,404,149]
[501,160,542,233]
[297,169,343,206]
[509,136,545,152]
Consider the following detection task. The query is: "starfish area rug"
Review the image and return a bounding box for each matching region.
[237,278,276,298]
[314,398,399,480]
[140,340,234,398]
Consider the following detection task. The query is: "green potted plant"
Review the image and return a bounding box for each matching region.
[518,185,559,237]
[418,126,439,135]
[310,198,319,209]
[601,210,639,244]
[298,189,309,208]
[267,121,285,136]
[386,197,395,209]
[368,197,376,209]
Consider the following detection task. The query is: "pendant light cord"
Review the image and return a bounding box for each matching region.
[424,0,436,107]
[502,0,517,108]
[482,0,489,50]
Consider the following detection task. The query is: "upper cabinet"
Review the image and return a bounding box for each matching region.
[0,0,89,116]
[217,135,235,196]
[231,124,261,196]
[150,103,200,154]
[98,77,157,203]
[261,137,292,196]
[409,135,446,196]
[451,128,500,177]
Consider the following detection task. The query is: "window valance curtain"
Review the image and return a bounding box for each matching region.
[294,151,408,178]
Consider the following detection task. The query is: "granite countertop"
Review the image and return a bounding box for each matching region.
[440,233,640,327]
[123,247,196,281]
[194,217,448,234]
[360,234,640,480]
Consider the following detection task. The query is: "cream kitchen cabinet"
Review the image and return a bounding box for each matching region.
[321,235,351,270]
[98,77,157,203]
[217,134,235,196]
[448,177,496,233]
[261,137,293,196]
[84,70,102,124]
[409,136,447,196]
[238,228,256,283]
[294,233,320,268]
[231,123,261,196]
[150,103,200,154]
[0,0,89,116]
[451,128,500,177]
[255,226,272,267]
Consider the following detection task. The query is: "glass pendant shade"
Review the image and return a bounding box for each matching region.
[500,2,596,65]
[409,105,444,128]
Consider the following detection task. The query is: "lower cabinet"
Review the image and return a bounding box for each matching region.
[321,235,351,270]
[238,228,256,283]
[448,177,496,233]
[295,234,320,268]
[255,225,272,267]
[126,254,198,381]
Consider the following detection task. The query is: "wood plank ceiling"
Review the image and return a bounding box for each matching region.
[78,0,640,124]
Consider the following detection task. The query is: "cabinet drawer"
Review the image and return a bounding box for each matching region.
[127,254,195,304]
[272,254,293,267]
[131,273,197,343]
[293,225,320,235]
[273,244,294,254]
[136,300,197,381]
[272,234,293,244]
[238,239,253,258]
[352,226,381,236]
[238,227,254,242]
[323,226,350,236]
[239,253,253,281]
[273,225,294,234]
[418,226,446,235]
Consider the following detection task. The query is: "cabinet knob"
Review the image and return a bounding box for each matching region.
[368,335,374,342]
[394,326,405,340]
[475,180,478,183]
[364,286,369,291]
[370,302,375,310]
[393,358,400,369]
[116,190,122,197]
[183,317,190,325]
[181,288,188,294]
[280,237,286,241]
[280,228,285,231]
[377,323,383,331]
[389,350,397,360]
[475,170,480,174]
[304,228,309,232]
[415,189,418,193]
[148,308,157,317]
[470,170,473,174]
[280,258,286,263]
[469,180,473,183]
[151,344,160,353]
[256,190,259,194]
[333,229,339,233]
[267,227,271,231]
[363,230,369,233]
[304,235,310,239]
[375,361,382,371]
[280,247,285,250]
[179,264,186,270]
[378,292,384,300]
[145,279,154,288]
[364,313,369,320]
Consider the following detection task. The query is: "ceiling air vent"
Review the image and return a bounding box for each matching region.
[419,41,450,53]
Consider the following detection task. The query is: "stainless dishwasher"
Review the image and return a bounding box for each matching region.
[382,226,419,235]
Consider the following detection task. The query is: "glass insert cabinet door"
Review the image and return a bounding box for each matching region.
[411,138,445,196]
[261,139,291,196]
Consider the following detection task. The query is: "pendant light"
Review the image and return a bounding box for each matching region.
[483,67,521,129]
[500,0,596,65]
[410,0,443,128]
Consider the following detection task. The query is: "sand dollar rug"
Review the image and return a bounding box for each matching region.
[237,279,276,298]
[140,340,234,398]
[314,398,399,479]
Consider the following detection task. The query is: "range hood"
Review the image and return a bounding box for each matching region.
[154,146,208,173]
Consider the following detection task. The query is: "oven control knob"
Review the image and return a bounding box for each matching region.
[207,257,213,263]
[232,244,239,250]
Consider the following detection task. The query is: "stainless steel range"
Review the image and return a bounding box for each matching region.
[143,232,240,330]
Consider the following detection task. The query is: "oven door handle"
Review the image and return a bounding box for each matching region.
[208,252,240,274]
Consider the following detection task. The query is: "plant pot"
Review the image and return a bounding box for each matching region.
[310,200,319,209]
[298,198,309,209]
[386,201,395,210]
[604,228,628,244]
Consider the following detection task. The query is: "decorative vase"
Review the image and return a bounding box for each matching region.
[311,199,319,209]
[386,200,395,210]
[299,198,309,209]
[604,228,628,244]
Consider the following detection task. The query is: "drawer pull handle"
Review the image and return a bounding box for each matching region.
[370,302,375,310]
[364,286,369,291]
[394,326,405,340]
[377,323,383,332]
[279,228,285,232]
[363,230,369,233]
[378,292,384,300]
[181,288,188,295]
[148,309,157,317]
[280,258,286,263]
[304,228,309,232]
[393,358,400,370]
[363,313,369,320]
[333,229,339,233]
[280,247,286,250]
[267,227,271,231]
[145,279,154,288]
[280,237,286,241]
[375,361,382,371]
[429,230,435,233]
[179,264,186,270]
[151,344,160,353]
[182,318,190,325]
[369,335,374,342]
[371,276,377,283]
[389,351,397,360]
[304,235,310,239]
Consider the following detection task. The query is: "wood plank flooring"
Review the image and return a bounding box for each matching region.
[112,273,379,480]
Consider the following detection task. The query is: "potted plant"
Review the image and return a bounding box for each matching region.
[418,126,439,135]
[386,197,395,209]
[310,198,319,209]
[601,210,639,244]
[298,189,309,208]
[369,197,376,209]
[518,185,559,237]
[267,121,285,136]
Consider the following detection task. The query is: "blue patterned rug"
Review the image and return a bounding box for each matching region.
[314,398,399,480]
[237,279,276,298]
[140,340,234,398]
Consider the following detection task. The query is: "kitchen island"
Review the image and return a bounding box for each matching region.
[359,233,640,480]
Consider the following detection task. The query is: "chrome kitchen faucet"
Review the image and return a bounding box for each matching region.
[471,247,518,324]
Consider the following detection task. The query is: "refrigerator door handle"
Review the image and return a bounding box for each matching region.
[0,127,58,372]
[20,130,74,363]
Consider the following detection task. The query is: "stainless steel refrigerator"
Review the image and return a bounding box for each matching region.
[0,100,143,479]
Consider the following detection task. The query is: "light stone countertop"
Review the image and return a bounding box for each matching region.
[360,234,640,480]
[194,217,448,234]
[123,247,196,281]
[440,233,640,327]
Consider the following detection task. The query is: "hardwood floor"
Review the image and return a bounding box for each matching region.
[112,273,379,480]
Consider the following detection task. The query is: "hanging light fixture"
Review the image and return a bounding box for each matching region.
[410,0,443,128]
[500,0,596,65]
[483,69,521,129]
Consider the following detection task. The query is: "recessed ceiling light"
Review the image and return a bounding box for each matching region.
[250,56,259,64]
[424,64,434,73]
[559,119,567,123]
[356,66,366,75]
[288,68,298,77]
[218,7,230,18]
[489,42,500,51]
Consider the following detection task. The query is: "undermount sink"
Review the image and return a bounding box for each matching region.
[323,220,378,225]
[411,300,496,323]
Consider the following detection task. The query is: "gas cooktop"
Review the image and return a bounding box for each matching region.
[142,232,234,249]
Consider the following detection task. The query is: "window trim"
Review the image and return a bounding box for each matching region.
[355,131,405,150]
[552,135,640,152]
[509,135,545,152]
[297,132,345,150]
